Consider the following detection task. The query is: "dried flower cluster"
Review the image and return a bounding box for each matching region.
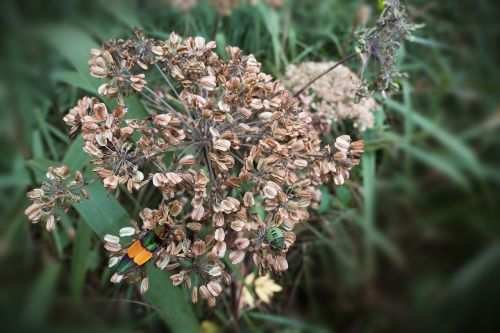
[355,0,421,98]
[286,61,378,133]
[26,28,363,308]
[25,166,87,231]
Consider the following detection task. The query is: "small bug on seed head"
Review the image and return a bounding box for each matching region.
[266,226,286,251]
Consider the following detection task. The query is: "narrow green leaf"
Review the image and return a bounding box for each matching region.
[73,181,129,237]
[144,265,201,333]
[362,142,376,276]
[257,3,282,70]
[386,133,468,188]
[385,98,481,175]
[247,312,329,333]
[53,70,96,94]
[22,262,61,327]
[32,130,44,159]
[41,25,100,82]
[34,107,59,160]
[317,185,331,214]
[26,157,57,183]
[63,136,89,171]
[70,221,92,299]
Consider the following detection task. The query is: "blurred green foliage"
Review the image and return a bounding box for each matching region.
[0,0,499,332]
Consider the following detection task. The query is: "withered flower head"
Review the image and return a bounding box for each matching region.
[286,61,378,133]
[30,28,364,308]
[354,0,421,98]
[25,166,87,231]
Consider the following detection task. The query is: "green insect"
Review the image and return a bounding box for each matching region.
[266,227,286,251]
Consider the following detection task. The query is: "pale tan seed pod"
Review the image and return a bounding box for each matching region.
[192,240,206,256]
[222,271,232,285]
[140,277,149,294]
[179,155,196,166]
[207,281,222,297]
[170,200,183,216]
[214,228,225,241]
[208,266,222,277]
[199,285,210,300]
[229,250,245,264]
[234,238,250,249]
[243,192,255,207]
[187,222,202,232]
[191,286,198,304]
[157,255,170,269]
[45,215,56,231]
[212,241,226,258]
[110,273,124,283]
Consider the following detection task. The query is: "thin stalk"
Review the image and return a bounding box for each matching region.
[211,13,220,41]
[154,63,194,121]
[154,63,181,100]
[204,146,217,188]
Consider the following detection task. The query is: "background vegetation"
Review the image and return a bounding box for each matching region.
[1,0,499,332]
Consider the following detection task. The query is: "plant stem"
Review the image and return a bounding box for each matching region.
[211,13,220,41]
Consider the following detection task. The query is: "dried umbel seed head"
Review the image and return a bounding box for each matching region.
[86,29,364,306]
[27,28,364,308]
[286,61,378,133]
[25,166,87,231]
[354,0,421,98]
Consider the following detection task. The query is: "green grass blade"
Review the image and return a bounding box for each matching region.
[73,181,129,236]
[385,98,481,175]
[22,262,61,327]
[362,142,376,276]
[144,265,200,333]
[26,157,58,183]
[257,3,281,71]
[247,312,329,333]
[62,136,89,171]
[53,70,96,94]
[386,133,468,188]
[70,221,92,300]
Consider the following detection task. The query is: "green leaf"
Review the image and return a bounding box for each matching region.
[63,136,89,171]
[41,25,100,82]
[34,107,59,160]
[100,2,141,29]
[257,3,282,71]
[385,98,481,175]
[73,181,129,237]
[247,312,329,333]
[22,262,61,327]
[26,157,57,183]
[53,70,96,94]
[144,265,201,333]
[70,221,93,299]
[362,145,376,275]
[386,132,468,188]
[317,185,331,214]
